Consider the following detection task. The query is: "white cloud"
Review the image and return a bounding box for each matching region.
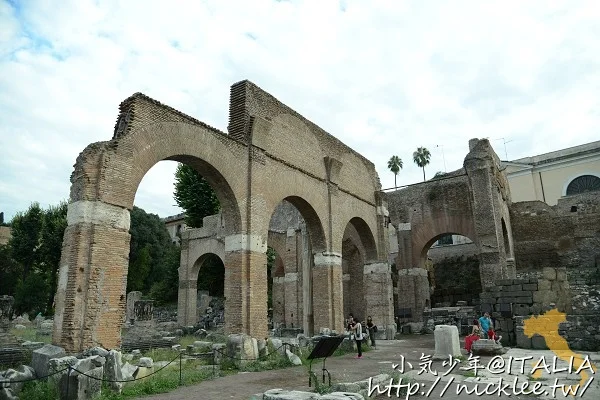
[1,0,599,221]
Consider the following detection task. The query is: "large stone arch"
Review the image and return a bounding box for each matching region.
[54,81,392,351]
[386,138,517,322]
[340,216,394,329]
[178,214,226,326]
[53,116,245,351]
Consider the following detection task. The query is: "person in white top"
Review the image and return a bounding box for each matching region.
[350,316,364,358]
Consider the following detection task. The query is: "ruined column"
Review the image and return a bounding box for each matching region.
[177,234,196,326]
[126,291,142,323]
[301,225,314,336]
[396,268,430,322]
[272,276,285,327]
[224,233,268,339]
[312,252,344,333]
[363,262,394,328]
[464,139,507,288]
[394,223,430,322]
[283,228,300,328]
[53,200,131,352]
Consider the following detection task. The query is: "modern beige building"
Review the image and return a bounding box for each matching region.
[0,226,11,246]
[502,140,600,205]
[163,213,186,245]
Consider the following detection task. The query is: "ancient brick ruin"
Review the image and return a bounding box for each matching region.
[53,80,394,352]
[52,80,600,353]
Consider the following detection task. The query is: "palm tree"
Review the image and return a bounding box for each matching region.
[387,155,403,189]
[413,147,431,181]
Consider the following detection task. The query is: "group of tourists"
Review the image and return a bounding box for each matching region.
[464,311,503,355]
[346,314,377,358]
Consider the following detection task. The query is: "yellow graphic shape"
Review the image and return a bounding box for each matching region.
[523,309,596,390]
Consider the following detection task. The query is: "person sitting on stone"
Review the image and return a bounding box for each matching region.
[478,312,492,338]
[465,319,481,355]
[487,327,502,345]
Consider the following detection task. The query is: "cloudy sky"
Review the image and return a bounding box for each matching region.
[1,0,599,221]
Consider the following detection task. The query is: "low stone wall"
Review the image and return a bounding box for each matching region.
[513,266,600,351]
[479,267,600,351]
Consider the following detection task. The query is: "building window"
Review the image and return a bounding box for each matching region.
[566,175,600,196]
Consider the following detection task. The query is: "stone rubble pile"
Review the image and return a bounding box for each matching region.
[0,343,165,400]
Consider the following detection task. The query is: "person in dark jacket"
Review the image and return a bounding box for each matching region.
[366,316,377,348]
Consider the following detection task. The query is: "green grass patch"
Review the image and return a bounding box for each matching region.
[19,380,59,400]
[10,326,52,344]
[97,360,217,399]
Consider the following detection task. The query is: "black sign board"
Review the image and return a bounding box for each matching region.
[307,335,345,387]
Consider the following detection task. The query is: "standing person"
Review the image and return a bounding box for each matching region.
[350,316,364,358]
[478,312,492,338]
[346,313,355,331]
[366,316,377,348]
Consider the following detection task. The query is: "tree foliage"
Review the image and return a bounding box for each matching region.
[2,202,182,316]
[413,147,432,182]
[197,254,225,297]
[173,164,220,228]
[5,202,67,315]
[387,155,403,189]
[8,203,43,280]
[128,206,179,296]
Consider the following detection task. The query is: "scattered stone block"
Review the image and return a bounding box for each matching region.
[331,382,361,392]
[32,344,66,379]
[58,356,105,400]
[121,362,137,381]
[285,348,302,365]
[21,341,44,350]
[194,328,207,338]
[192,341,212,352]
[226,334,258,367]
[257,338,268,358]
[84,346,109,357]
[126,291,142,322]
[104,350,124,393]
[38,321,53,335]
[138,357,153,368]
[48,355,78,385]
[212,343,226,364]
[0,365,34,397]
[471,339,506,356]
[134,366,153,379]
[542,267,556,280]
[432,325,461,360]
[263,389,320,399]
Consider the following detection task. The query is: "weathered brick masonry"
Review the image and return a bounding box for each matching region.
[385,138,515,321]
[53,81,394,352]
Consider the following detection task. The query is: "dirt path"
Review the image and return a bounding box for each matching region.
[139,336,550,400]
[141,339,417,399]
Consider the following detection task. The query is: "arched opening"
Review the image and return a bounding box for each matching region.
[341,216,380,325]
[193,253,225,328]
[53,120,247,351]
[342,234,364,320]
[565,174,600,196]
[422,233,480,307]
[266,197,327,336]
